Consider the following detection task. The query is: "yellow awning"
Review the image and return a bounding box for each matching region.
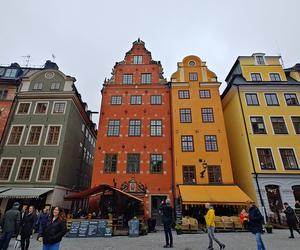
[179,185,252,205]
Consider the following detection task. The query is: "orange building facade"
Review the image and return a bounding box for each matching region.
[91,40,173,223]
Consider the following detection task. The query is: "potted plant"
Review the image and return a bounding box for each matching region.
[175,224,182,235]
[264,223,273,233]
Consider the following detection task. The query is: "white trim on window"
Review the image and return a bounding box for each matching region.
[25,124,44,146]
[269,72,281,81]
[249,72,262,81]
[51,101,67,114]
[268,115,289,135]
[248,115,268,135]
[34,101,49,115]
[44,124,62,146]
[6,124,26,146]
[255,147,277,171]
[36,157,56,182]
[277,147,300,171]
[16,102,32,115]
[254,54,267,65]
[0,157,16,182]
[14,157,36,182]
[289,115,300,135]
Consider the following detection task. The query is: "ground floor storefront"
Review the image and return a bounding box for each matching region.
[253,174,300,223]
[0,186,72,212]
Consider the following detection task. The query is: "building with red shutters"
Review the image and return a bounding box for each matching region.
[91,39,173,223]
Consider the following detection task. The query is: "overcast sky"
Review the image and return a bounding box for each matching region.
[1,0,299,124]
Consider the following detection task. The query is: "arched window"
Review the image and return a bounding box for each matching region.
[265,185,283,212]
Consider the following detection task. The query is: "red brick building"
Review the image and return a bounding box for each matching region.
[91,40,173,223]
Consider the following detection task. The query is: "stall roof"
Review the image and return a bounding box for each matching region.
[0,187,53,199]
[64,184,143,202]
[179,185,252,205]
[0,187,11,193]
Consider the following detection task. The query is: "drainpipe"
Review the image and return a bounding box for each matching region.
[237,85,267,220]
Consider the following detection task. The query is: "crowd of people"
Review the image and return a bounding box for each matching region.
[0,203,67,250]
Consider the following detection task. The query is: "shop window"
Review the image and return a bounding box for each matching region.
[265,185,283,212]
[180,108,192,123]
[257,148,276,170]
[208,165,222,184]
[183,166,196,184]
[271,117,288,134]
[127,154,140,173]
[250,116,266,134]
[104,154,117,173]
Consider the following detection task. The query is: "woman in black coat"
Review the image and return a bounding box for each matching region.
[283,202,300,238]
[41,207,67,250]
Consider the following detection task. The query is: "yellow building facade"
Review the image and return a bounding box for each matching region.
[170,55,250,218]
[222,53,300,218]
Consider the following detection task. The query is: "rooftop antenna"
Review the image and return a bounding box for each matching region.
[52,53,56,62]
[22,55,31,67]
[275,40,285,68]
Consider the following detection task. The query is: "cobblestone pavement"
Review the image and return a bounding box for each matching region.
[8,230,300,250]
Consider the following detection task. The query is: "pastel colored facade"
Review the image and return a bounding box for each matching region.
[0,61,96,212]
[91,40,173,223]
[169,56,252,219]
[222,53,300,217]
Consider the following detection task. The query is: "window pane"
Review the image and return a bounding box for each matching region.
[53,103,65,113]
[181,136,194,152]
[208,165,222,184]
[178,90,190,99]
[17,103,30,114]
[189,73,198,81]
[129,120,141,136]
[246,94,259,105]
[127,154,140,173]
[150,120,162,136]
[107,120,120,136]
[291,116,300,134]
[150,95,162,105]
[285,93,299,106]
[205,135,218,151]
[271,117,288,134]
[141,73,151,84]
[8,126,24,144]
[180,109,192,123]
[250,116,266,134]
[183,166,196,184]
[38,159,54,181]
[104,154,117,173]
[46,126,61,145]
[279,149,299,170]
[199,90,211,98]
[17,159,34,180]
[265,94,279,106]
[202,108,214,122]
[123,74,133,84]
[257,149,275,170]
[130,95,142,104]
[111,96,122,105]
[150,154,163,173]
[27,126,42,145]
[0,159,14,180]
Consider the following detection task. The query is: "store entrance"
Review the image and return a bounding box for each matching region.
[151,195,167,226]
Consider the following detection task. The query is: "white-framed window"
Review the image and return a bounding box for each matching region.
[52,101,66,114]
[133,55,143,64]
[0,158,16,181]
[7,125,25,145]
[34,102,49,114]
[255,55,265,65]
[25,125,43,145]
[15,158,35,181]
[269,73,281,81]
[36,158,55,182]
[50,82,60,90]
[45,125,62,145]
[33,82,43,90]
[17,102,31,114]
[251,73,262,81]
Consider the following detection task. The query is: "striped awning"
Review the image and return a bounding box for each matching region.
[0,187,53,199]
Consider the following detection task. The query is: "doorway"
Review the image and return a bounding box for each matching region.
[151,195,167,226]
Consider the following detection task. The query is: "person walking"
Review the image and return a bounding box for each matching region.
[0,202,21,250]
[20,205,35,250]
[248,202,266,250]
[283,202,300,238]
[41,206,67,250]
[205,203,225,250]
[160,198,173,248]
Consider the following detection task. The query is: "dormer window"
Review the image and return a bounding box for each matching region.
[255,55,265,65]
[4,69,18,78]
[50,82,60,90]
[33,83,43,90]
[133,55,143,64]
[251,73,262,81]
[269,73,281,81]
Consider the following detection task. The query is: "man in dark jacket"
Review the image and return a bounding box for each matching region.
[248,202,266,250]
[283,202,300,238]
[0,202,21,250]
[20,205,35,250]
[160,198,173,248]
